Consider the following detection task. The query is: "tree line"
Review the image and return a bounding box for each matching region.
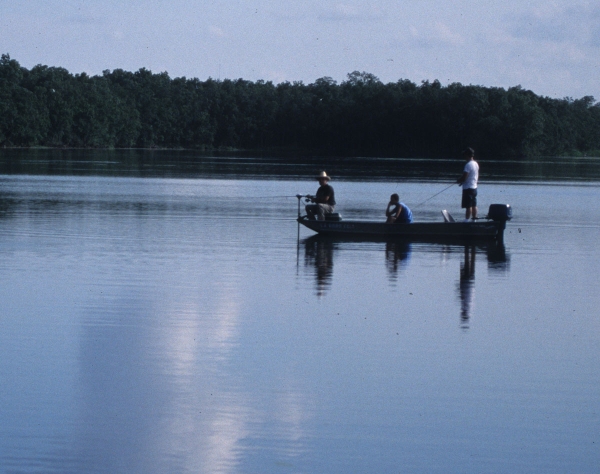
[1,54,599,157]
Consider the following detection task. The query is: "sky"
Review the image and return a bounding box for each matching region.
[2,0,599,100]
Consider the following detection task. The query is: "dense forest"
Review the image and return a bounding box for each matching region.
[1,54,599,157]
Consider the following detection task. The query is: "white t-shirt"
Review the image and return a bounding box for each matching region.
[463,160,479,189]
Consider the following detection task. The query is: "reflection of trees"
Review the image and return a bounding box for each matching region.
[303,237,335,297]
[385,241,411,282]
[0,191,15,219]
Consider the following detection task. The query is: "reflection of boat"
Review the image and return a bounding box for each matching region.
[297,199,512,242]
[302,235,335,297]
[300,235,510,305]
[300,235,413,293]
[385,240,412,280]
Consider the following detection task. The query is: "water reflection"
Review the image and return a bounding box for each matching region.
[457,242,510,329]
[300,235,511,330]
[77,285,258,473]
[458,246,476,329]
[4,169,600,473]
[385,241,412,281]
[3,149,600,181]
[486,240,511,273]
[302,236,414,296]
[0,190,15,219]
[302,236,335,297]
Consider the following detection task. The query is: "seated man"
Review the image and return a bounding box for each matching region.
[385,193,413,223]
[305,171,336,221]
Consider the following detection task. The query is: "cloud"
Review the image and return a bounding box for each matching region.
[433,22,464,46]
[63,14,103,25]
[591,25,600,47]
[319,3,383,22]
[110,30,125,41]
[208,25,225,38]
[506,3,600,46]
[405,21,465,49]
[3,0,599,99]
[261,69,289,83]
[331,4,360,19]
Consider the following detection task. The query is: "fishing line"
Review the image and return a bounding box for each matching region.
[411,183,456,209]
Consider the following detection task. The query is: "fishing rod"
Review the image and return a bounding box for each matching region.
[251,195,302,199]
[412,182,456,209]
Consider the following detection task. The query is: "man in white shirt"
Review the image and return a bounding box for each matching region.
[456,147,479,221]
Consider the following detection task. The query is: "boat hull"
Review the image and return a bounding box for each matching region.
[298,217,505,240]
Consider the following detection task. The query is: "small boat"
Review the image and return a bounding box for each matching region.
[296,195,512,241]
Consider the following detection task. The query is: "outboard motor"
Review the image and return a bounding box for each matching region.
[487,204,512,222]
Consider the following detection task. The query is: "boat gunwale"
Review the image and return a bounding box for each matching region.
[297,216,505,241]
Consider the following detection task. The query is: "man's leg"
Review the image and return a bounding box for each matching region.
[316,204,334,221]
[461,190,469,219]
[306,204,317,220]
[317,204,326,221]
[464,189,477,220]
[470,189,478,219]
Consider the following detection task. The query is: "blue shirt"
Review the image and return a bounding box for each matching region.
[391,202,413,223]
[399,203,413,223]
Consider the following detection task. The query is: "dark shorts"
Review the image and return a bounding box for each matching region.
[461,188,477,208]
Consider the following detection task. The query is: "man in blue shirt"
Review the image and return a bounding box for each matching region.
[386,193,413,223]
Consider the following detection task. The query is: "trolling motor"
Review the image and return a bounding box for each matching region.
[296,194,317,220]
[296,194,313,202]
[296,194,307,218]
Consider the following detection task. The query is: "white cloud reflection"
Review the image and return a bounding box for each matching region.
[152,275,311,472]
[156,283,247,472]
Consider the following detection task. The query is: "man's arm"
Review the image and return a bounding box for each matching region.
[457,171,468,185]
[385,203,394,217]
[306,193,324,203]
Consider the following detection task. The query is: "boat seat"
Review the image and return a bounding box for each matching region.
[325,213,342,222]
[441,210,455,223]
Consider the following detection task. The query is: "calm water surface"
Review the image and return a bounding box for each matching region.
[1,153,599,473]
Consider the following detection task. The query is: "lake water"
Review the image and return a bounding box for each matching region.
[1,151,599,473]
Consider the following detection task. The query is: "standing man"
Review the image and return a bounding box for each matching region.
[306,171,336,221]
[456,147,479,222]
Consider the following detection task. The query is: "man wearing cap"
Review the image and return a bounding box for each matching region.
[306,171,336,221]
[456,147,479,222]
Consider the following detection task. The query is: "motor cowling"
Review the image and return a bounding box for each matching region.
[487,204,512,222]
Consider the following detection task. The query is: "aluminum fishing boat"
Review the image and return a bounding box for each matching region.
[296,195,512,241]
